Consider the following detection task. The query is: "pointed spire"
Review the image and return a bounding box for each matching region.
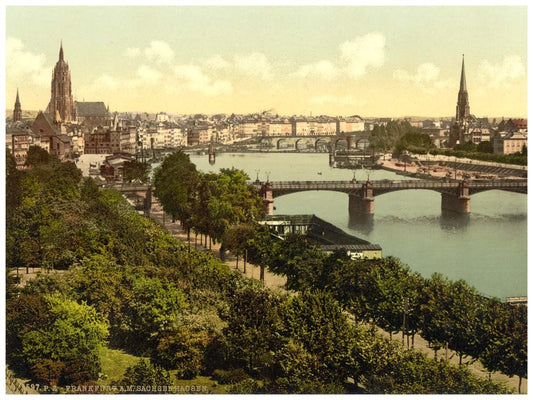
[59,40,64,61]
[15,88,21,106]
[459,54,467,93]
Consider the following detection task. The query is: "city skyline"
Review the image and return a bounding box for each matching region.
[4,5,528,118]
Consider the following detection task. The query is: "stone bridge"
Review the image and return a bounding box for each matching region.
[257,132,371,151]
[253,179,527,215]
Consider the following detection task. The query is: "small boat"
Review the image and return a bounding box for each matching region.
[317,172,322,175]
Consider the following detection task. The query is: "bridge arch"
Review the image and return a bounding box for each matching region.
[276,138,291,150]
[355,137,370,150]
[259,137,274,149]
[315,138,330,151]
[295,138,309,151]
[333,138,349,151]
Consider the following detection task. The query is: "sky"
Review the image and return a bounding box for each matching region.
[3,4,528,118]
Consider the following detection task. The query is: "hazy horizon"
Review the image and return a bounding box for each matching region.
[5,6,527,118]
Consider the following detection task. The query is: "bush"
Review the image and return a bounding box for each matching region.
[229,378,262,394]
[213,368,250,384]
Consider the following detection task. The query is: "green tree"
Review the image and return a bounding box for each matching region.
[153,151,199,238]
[123,160,150,183]
[119,358,172,390]
[243,223,274,281]
[153,327,212,379]
[122,277,188,352]
[477,141,493,153]
[267,234,325,290]
[269,291,362,393]
[15,293,108,385]
[223,223,256,266]
[24,145,55,167]
[223,285,283,372]
[480,303,527,393]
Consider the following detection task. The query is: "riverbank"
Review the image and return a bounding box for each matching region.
[147,201,525,394]
[377,155,527,180]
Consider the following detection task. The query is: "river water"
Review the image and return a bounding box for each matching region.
[188,152,527,300]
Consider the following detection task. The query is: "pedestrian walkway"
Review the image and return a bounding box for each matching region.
[148,201,525,394]
[149,202,286,290]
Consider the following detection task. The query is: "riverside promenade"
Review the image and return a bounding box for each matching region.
[148,200,525,394]
[378,154,526,180]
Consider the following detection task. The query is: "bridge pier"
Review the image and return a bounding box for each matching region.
[261,183,275,215]
[441,181,470,214]
[349,181,374,215]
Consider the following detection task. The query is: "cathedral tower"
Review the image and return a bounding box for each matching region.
[13,89,22,122]
[46,42,74,123]
[448,56,471,147]
[456,55,470,122]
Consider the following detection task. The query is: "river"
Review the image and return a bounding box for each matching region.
[186,152,527,300]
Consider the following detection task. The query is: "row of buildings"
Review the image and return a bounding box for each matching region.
[5,45,528,169]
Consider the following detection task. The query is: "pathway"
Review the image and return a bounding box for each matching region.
[148,201,526,394]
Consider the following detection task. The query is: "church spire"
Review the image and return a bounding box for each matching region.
[455,55,470,122]
[59,41,64,61]
[13,88,22,122]
[459,54,467,93]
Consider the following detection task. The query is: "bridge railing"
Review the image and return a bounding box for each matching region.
[261,179,527,190]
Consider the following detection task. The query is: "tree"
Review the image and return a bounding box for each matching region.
[119,358,172,390]
[121,277,188,352]
[153,151,199,238]
[223,223,256,267]
[269,291,362,392]
[267,234,325,290]
[243,223,274,281]
[24,145,55,167]
[223,285,284,372]
[153,326,212,379]
[192,168,265,257]
[123,160,150,183]
[479,302,527,393]
[13,293,108,385]
[477,141,493,153]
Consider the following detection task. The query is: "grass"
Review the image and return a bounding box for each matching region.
[173,375,230,394]
[97,347,140,385]
[96,346,229,394]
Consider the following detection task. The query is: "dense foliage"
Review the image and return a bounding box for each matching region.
[431,146,527,166]
[369,121,527,166]
[5,149,522,394]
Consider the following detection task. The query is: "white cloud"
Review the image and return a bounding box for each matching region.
[136,64,162,85]
[294,60,339,80]
[91,74,120,91]
[204,55,232,71]
[6,37,50,87]
[309,94,366,107]
[393,62,454,93]
[477,55,525,89]
[234,52,273,80]
[293,32,386,81]
[340,32,386,79]
[143,40,175,64]
[125,47,141,58]
[174,64,233,96]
